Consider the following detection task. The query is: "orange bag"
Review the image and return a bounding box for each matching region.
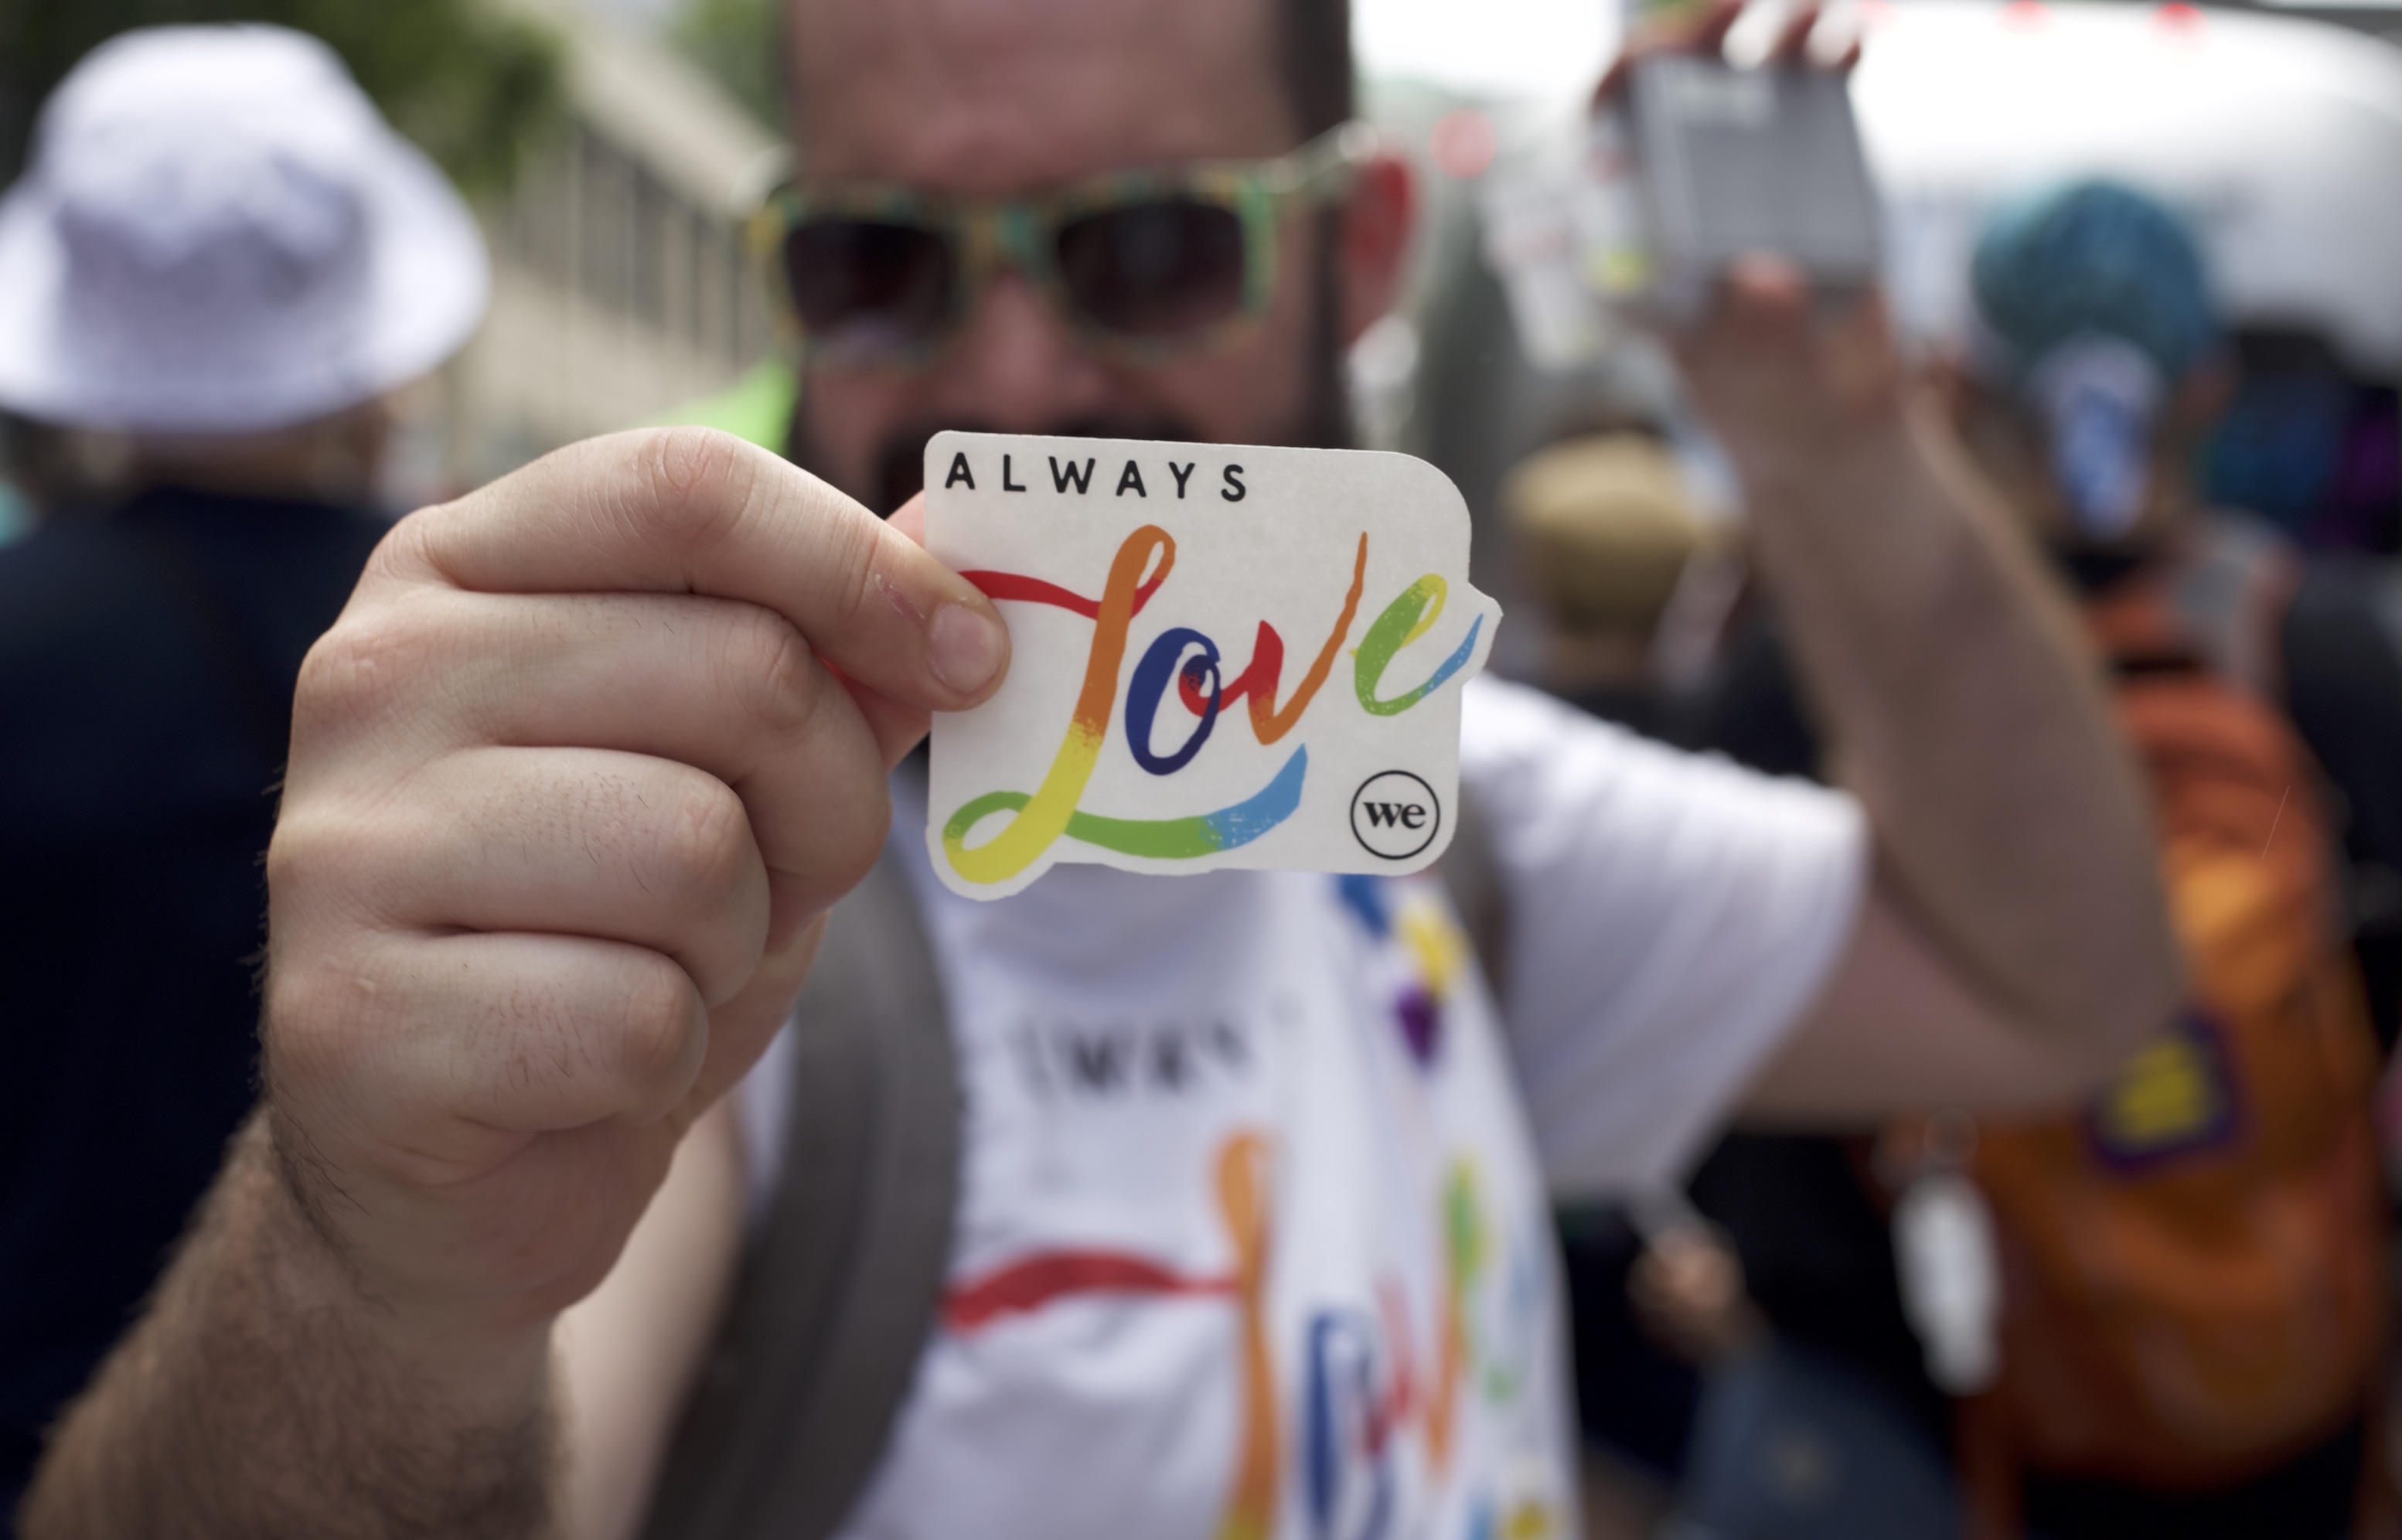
[1951,581,2389,1531]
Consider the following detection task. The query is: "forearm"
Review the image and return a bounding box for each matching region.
[1749,388,2174,1045]
[20,1113,560,1540]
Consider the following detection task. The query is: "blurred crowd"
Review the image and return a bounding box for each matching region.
[1528,172,2402,1538]
[3,4,2400,1540]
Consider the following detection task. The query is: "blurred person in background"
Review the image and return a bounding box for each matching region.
[0,24,487,1525]
[1499,422,1721,741]
[1501,426,1757,1528]
[1948,180,2402,1058]
[20,4,2182,1538]
[1669,181,2397,1540]
[1501,421,1970,1540]
[1938,186,2393,1538]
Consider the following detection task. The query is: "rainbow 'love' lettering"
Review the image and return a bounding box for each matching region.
[925,432,1497,898]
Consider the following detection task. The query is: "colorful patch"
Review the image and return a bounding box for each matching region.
[945,1133,1279,1540]
[1334,875,1474,1070]
[1337,872,1392,937]
[2084,1010,2240,1168]
[1395,892,1470,1003]
[1394,987,1441,1067]
[954,1136,1524,1540]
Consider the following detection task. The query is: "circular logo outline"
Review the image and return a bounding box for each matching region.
[1350,770,1441,860]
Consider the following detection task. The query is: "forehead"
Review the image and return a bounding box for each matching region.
[789,0,1296,191]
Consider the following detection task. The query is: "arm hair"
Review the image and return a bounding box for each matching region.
[19,1113,559,1540]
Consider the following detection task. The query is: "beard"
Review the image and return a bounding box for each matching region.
[785,224,1353,516]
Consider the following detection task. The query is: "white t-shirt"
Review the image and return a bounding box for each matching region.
[738,676,1865,1540]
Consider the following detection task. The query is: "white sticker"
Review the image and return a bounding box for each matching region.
[924,431,1500,901]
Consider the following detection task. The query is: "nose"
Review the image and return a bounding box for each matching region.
[932,271,1116,430]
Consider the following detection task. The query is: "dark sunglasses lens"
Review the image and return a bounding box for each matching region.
[782,219,952,353]
[1055,199,1246,341]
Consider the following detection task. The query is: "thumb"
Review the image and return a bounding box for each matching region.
[846,490,942,767]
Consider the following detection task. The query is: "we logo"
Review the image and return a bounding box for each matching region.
[1351,771,1439,860]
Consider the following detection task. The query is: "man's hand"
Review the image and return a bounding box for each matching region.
[22,428,1008,1536]
[263,428,1000,1336]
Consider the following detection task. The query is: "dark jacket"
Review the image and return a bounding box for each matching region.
[0,485,386,1523]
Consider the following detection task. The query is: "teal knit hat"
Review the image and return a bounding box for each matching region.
[1969,179,2220,384]
[1968,181,2221,542]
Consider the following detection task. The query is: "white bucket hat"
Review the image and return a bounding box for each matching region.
[0,24,489,434]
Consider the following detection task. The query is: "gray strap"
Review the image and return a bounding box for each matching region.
[638,843,960,1540]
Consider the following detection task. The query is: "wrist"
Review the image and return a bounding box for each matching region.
[249,1115,556,1420]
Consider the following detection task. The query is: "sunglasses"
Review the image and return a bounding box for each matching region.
[750,121,1375,368]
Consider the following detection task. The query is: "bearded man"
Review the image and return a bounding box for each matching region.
[21,3,2175,1538]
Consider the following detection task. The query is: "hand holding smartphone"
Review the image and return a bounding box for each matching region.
[1620,54,1882,316]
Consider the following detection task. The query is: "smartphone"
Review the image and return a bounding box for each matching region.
[1623,56,1882,305]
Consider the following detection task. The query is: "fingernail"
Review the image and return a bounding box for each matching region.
[928,603,1006,696]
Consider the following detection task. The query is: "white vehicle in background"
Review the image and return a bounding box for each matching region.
[1860,0,2402,376]
[1859,0,2402,554]
[1463,0,2402,553]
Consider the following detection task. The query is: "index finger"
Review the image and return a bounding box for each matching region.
[383,428,1010,714]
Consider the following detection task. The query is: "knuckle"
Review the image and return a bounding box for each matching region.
[632,428,758,557]
[608,953,705,1093]
[262,809,362,931]
[813,791,892,900]
[728,609,823,735]
[261,806,328,898]
[266,802,405,944]
[366,502,439,578]
[294,603,437,738]
[643,424,739,496]
[260,953,373,1100]
[652,772,754,908]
